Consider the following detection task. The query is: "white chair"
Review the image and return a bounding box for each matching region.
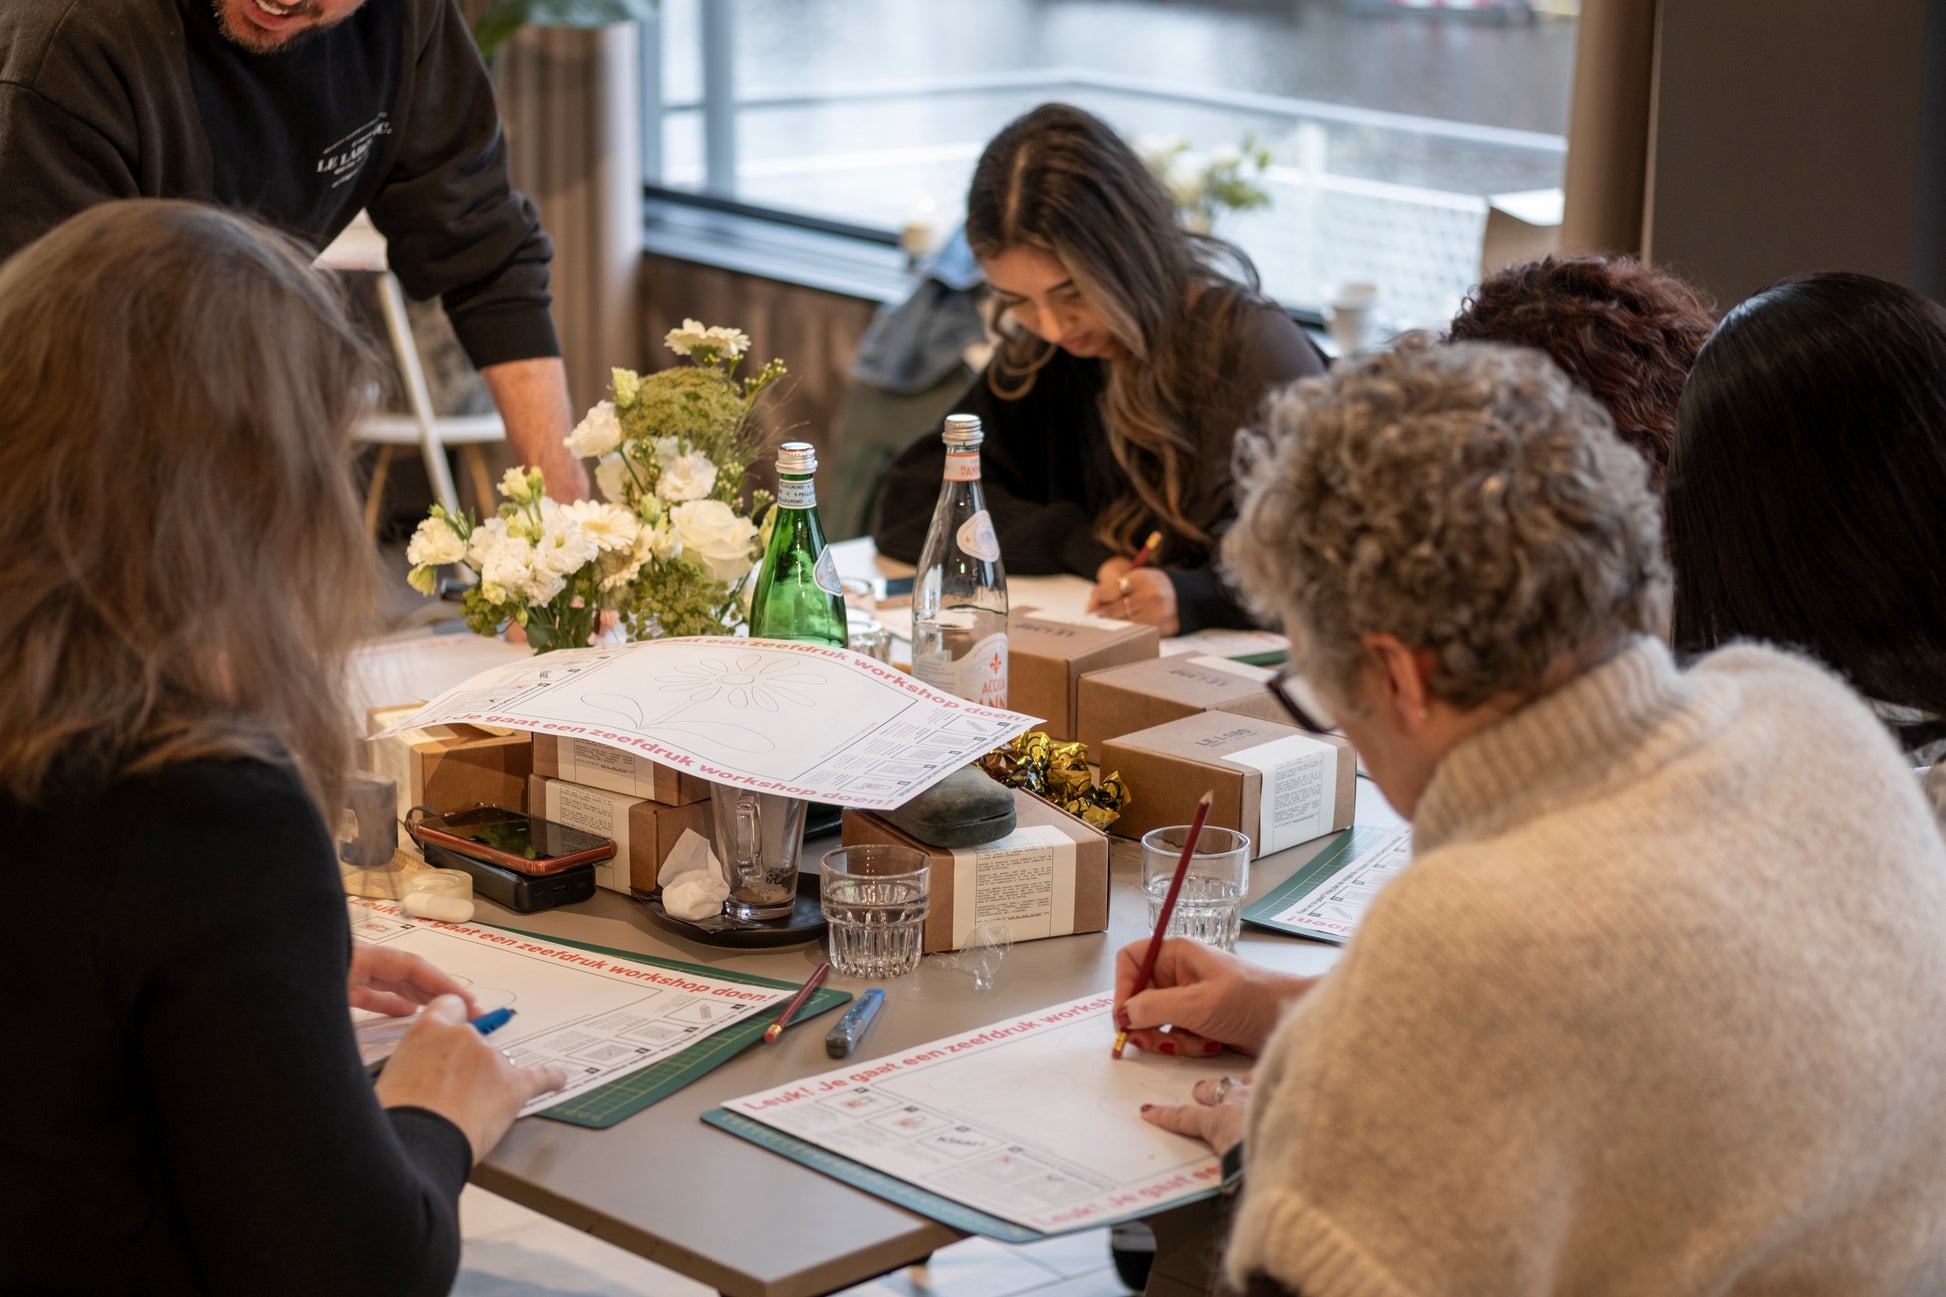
[315,213,503,532]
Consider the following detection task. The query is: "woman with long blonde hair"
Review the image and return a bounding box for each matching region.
[873,102,1323,635]
[0,200,563,1293]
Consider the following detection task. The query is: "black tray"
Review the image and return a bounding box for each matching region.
[637,870,826,948]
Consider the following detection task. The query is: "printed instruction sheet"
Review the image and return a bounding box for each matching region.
[1242,823,1413,943]
[370,636,1037,810]
[349,898,787,1116]
[722,993,1232,1232]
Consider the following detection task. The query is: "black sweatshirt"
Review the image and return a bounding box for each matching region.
[0,759,473,1295]
[0,0,558,368]
[873,295,1324,634]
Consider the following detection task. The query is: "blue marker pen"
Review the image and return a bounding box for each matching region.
[825,989,885,1059]
[470,1007,515,1036]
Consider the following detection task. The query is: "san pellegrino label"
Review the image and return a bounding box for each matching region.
[748,442,847,647]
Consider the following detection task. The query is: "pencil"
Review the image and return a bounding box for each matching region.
[1128,530,1164,571]
[764,962,832,1043]
[1113,790,1213,1060]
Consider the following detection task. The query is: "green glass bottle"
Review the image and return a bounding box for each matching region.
[747,441,849,647]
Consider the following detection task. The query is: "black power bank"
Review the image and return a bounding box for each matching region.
[420,841,597,913]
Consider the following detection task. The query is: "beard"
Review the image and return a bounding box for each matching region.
[211,0,355,54]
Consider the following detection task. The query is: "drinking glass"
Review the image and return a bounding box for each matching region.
[1141,825,1251,951]
[709,783,808,922]
[841,578,894,663]
[821,845,930,977]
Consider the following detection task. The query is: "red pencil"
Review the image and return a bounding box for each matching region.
[1128,529,1164,571]
[764,962,831,1043]
[1113,790,1214,1059]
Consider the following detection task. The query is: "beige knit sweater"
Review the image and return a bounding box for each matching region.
[1226,638,1946,1297]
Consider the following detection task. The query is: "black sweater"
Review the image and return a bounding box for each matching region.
[0,0,557,368]
[873,296,1323,634]
[0,759,473,1295]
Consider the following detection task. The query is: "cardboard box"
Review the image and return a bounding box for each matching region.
[530,774,713,896]
[532,733,710,806]
[1008,608,1160,740]
[1074,654,1284,754]
[368,705,532,823]
[840,787,1109,954]
[1101,712,1356,859]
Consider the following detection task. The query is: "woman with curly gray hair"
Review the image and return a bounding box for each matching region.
[1113,342,1946,1296]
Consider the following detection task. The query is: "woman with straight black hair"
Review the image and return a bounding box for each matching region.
[872,103,1323,635]
[1666,271,1946,789]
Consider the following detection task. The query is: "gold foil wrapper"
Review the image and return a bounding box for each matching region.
[977,731,1129,828]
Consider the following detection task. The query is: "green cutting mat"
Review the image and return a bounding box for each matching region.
[702,1110,1220,1243]
[1240,824,1396,944]
[480,920,851,1129]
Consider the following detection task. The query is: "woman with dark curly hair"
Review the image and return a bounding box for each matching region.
[1449,255,1715,486]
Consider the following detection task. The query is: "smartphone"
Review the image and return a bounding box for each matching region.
[408,805,615,876]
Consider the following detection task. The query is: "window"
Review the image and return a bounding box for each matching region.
[647,0,1577,328]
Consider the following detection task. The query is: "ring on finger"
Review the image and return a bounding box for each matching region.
[1213,1075,1238,1104]
[1117,575,1133,597]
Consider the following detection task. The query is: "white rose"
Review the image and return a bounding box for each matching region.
[670,499,759,585]
[656,450,719,503]
[566,400,623,458]
[522,566,568,607]
[664,318,710,358]
[652,436,683,467]
[405,514,466,567]
[476,533,535,596]
[594,453,629,504]
[561,499,640,553]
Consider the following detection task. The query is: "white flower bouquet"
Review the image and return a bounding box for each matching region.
[567,320,784,639]
[406,467,643,651]
[404,319,784,647]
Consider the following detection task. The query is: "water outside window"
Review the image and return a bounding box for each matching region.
[652,0,1578,329]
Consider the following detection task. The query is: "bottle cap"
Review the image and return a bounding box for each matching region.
[776,441,817,475]
[942,414,984,448]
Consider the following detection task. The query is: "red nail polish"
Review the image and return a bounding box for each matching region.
[1140,1104,1154,1113]
[1159,1040,1177,1055]
[1203,1041,1221,1055]
[1114,1010,1131,1031]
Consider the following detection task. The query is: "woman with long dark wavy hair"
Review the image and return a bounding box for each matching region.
[0,200,565,1293]
[873,102,1323,635]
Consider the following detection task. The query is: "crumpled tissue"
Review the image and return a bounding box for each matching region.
[657,828,731,921]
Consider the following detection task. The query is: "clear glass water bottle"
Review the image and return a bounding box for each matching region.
[912,414,1008,706]
[747,441,848,647]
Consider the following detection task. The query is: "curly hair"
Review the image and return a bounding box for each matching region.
[1224,340,1670,710]
[1449,256,1715,487]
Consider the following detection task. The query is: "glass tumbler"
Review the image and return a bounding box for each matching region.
[820,844,930,977]
[1141,825,1251,951]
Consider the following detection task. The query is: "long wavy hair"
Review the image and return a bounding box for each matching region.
[965,102,1264,555]
[0,200,380,815]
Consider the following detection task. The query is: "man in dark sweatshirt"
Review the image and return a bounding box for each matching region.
[0,0,589,497]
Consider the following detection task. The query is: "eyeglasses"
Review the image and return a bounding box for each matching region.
[1267,663,1338,734]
